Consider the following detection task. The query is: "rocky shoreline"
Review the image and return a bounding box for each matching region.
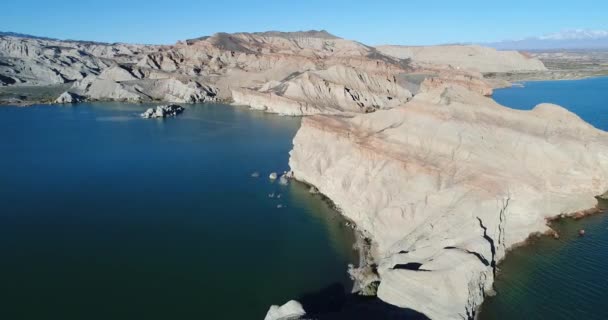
[3,30,607,320]
[286,86,608,319]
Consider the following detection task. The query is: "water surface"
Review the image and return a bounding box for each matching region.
[480,77,608,319]
[0,103,357,320]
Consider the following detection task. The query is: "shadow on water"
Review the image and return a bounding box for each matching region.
[298,283,429,320]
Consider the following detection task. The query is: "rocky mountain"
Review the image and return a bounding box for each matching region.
[0,34,159,86]
[0,31,541,111]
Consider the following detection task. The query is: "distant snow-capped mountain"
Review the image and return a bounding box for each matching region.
[487,29,608,50]
[539,29,608,40]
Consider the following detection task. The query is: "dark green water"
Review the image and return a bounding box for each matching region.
[480,77,608,319]
[0,103,357,320]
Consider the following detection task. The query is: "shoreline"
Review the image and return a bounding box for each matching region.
[4,73,608,108]
[4,78,608,319]
[486,71,608,89]
[477,207,608,318]
[309,180,607,319]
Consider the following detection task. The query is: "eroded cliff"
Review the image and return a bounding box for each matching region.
[289,84,608,319]
[1,32,535,112]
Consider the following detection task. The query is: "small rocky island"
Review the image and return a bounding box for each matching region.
[140,105,185,119]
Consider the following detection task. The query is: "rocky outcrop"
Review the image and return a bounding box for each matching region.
[289,84,608,319]
[55,91,85,103]
[264,300,306,320]
[140,104,184,118]
[232,65,413,115]
[1,31,413,112]
[376,45,547,73]
[597,191,608,209]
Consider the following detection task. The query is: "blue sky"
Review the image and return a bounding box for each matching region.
[2,0,607,45]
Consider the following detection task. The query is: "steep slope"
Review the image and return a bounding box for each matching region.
[232,65,413,115]
[0,31,419,109]
[0,35,157,86]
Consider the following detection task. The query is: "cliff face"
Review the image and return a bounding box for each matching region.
[376,45,547,73]
[0,31,415,108]
[232,65,413,115]
[289,84,608,319]
[1,32,536,111]
[0,36,157,86]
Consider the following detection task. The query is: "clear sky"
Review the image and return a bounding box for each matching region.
[2,0,607,45]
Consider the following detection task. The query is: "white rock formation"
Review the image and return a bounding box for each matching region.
[264,300,306,320]
[289,84,608,319]
[376,45,547,73]
[55,91,85,104]
[278,174,290,185]
[233,65,413,115]
[140,105,184,118]
[1,31,410,111]
[0,34,157,86]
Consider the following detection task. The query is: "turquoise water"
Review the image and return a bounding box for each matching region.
[480,77,608,319]
[0,103,357,320]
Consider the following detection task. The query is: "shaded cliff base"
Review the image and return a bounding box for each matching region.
[295,283,428,320]
[322,199,607,320]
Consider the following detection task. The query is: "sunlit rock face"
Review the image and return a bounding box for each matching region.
[3,31,537,114]
[289,83,608,319]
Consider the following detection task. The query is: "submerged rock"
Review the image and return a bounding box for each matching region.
[278,174,289,185]
[264,300,305,320]
[140,104,184,119]
[251,172,260,178]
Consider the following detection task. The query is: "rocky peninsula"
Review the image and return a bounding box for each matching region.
[2,30,607,319]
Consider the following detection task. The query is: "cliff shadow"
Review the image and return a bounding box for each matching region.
[298,283,429,320]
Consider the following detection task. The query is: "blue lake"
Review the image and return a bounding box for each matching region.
[0,103,357,320]
[2,77,607,320]
[480,77,608,319]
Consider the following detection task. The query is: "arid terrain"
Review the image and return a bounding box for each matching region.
[485,49,608,83]
[2,31,607,320]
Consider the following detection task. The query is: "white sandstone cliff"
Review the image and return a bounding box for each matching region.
[289,84,608,319]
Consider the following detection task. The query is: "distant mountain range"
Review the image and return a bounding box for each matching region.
[486,29,608,50]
